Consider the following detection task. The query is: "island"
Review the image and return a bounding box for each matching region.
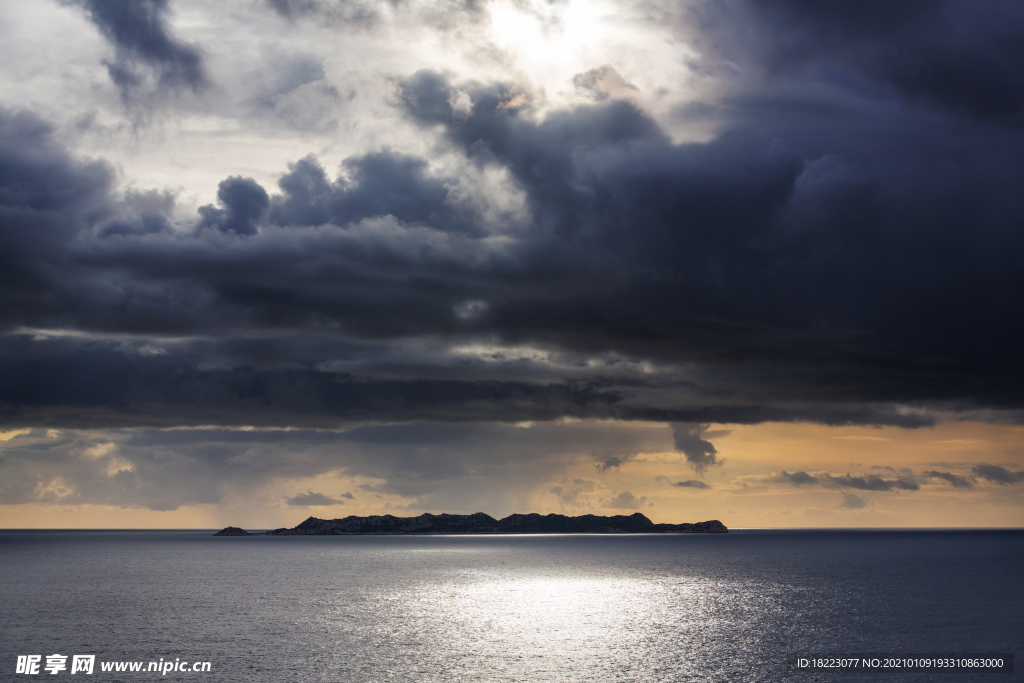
[213,512,727,536]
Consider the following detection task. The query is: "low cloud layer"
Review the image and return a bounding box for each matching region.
[777,471,818,486]
[837,493,870,511]
[672,480,710,490]
[922,470,973,489]
[774,470,918,492]
[768,465,1024,494]
[286,490,351,506]
[0,421,673,514]
[603,491,648,510]
[972,465,1024,485]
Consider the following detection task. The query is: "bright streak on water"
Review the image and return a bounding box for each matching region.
[1,530,1021,682]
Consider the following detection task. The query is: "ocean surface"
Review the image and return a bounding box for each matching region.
[0,529,1021,682]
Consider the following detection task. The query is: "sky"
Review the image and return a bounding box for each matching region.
[1,0,1023,529]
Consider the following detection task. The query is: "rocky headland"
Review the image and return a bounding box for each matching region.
[213,512,727,536]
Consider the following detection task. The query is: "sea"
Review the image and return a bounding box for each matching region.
[1,529,1021,682]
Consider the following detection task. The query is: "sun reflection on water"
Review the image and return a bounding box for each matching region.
[342,565,743,682]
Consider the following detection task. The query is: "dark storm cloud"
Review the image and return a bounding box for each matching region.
[0,338,644,428]
[97,190,177,238]
[198,177,271,236]
[0,85,1001,427]
[672,424,720,473]
[267,152,454,230]
[4,0,1024,432]
[0,339,945,428]
[971,464,1024,485]
[2,334,939,429]
[0,109,115,327]
[680,0,1024,126]
[72,0,208,103]
[398,69,671,240]
[394,66,1024,411]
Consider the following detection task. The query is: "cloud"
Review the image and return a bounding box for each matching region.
[822,474,919,492]
[266,0,379,26]
[550,485,579,506]
[837,492,869,510]
[267,152,454,230]
[596,455,630,472]
[971,464,1024,485]
[759,467,986,494]
[672,480,710,490]
[286,490,346,506]
[6,0,1024,524]
[0,333,948,429]
[921,470,973,489]
[550,478,602,508]
[572,65,640,101]
[776,470,817,485]
[0,108,115,323]
[71,0,208,105]
[264,0,483,31]
[4,3,1024,439]
[2,60,1023,433]
[602,491,647,510]
[0,421,671,514]
[97,189,177,238]
[672,0,1024,126]
[197,177,271,236]
[672,424,721,473]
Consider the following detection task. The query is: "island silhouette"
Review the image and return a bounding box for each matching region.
[215,512,727,535]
